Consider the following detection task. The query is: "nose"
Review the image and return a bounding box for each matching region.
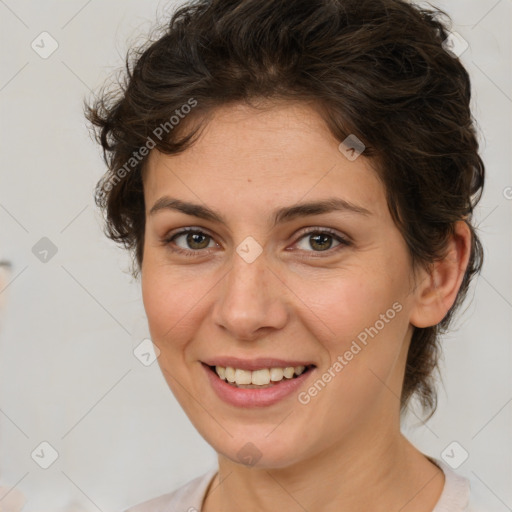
[211,247,288,342]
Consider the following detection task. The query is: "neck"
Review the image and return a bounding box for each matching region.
[203,416,444,512]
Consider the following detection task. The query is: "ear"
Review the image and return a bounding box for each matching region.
[409,220,472,328]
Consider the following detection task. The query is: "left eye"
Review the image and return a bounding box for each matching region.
[295,230,345,252]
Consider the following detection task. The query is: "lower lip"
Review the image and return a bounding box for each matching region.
[202,363,315,408]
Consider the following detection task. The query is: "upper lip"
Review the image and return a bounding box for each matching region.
[202,357,316,371]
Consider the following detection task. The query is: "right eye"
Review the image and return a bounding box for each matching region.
[162,228,219,257]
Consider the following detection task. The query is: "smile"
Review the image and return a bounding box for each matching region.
[213,365,310,387]
[202,361,316,407]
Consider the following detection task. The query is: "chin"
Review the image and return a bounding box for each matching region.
[201,426,310,470]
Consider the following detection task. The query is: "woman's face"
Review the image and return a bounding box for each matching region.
[141,101,420,468]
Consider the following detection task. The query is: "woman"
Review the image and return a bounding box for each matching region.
[87,0,489,510]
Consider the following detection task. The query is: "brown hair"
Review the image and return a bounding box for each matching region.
[86,0,484,418]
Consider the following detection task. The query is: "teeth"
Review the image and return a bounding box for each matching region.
[252,369,270,385]
[269,367,284,381]
[283,367,295,378]
[216,366,226,380]
[234,368,252,385]
[225,366,236,383]
[215,365,308,386]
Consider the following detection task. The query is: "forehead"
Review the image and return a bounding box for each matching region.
[143,101,388,220]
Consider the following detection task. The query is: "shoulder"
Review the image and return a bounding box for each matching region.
[123,469,217,512]
[431,458,504,512]
[465,471,506,512]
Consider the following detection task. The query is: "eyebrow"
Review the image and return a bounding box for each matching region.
[149,196,372,226]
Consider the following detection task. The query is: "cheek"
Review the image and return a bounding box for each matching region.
[141,262,206,406]
[141,257,202,349]
[318,272,410,403]
[287,261,410,400]
[288,265,407,346]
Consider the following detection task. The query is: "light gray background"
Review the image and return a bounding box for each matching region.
[0,0,510,510]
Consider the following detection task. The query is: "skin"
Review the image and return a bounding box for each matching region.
[141,101,471,512]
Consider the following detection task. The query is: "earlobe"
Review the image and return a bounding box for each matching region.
[410,221,472,328]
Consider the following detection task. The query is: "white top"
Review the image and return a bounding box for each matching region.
[124,459,498,511]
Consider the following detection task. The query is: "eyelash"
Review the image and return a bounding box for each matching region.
[161,227,351,258]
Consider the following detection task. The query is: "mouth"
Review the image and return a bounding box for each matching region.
[201,360,317,408]
[206,364,316,388]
